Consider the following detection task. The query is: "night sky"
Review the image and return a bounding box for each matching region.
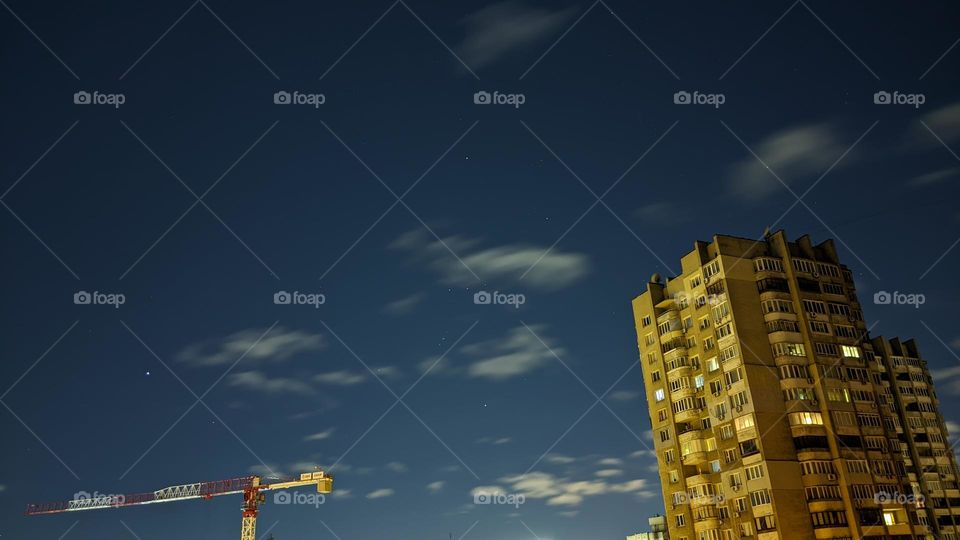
[2,1,960,539]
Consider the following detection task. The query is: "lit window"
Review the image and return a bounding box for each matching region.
[655,389,665,402]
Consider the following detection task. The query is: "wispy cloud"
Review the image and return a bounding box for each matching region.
[383,293,425,315]
[457,1,578,70]
[729,123,848,201]
[392,229,590,291]
[228,371,313,395]
[421,325,561,380]
[314,370,367,386]
[930,365,960,394]
[545,454,576,465]
[472,471,651,507]
[427,480,445,493]
[178,326,324,367]
[386,462,408,473]
[304,428,335,441]
[477,436,512,445]
[909,167,960,187]
[910,101,960,148]
[366,488,395,499]
[607,390,640,402]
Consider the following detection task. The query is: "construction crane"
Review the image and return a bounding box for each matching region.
[26,470,333,540]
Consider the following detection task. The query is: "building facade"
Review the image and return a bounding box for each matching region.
[631,231,960,540]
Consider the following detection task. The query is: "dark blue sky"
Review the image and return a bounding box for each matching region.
[2,1,960,539]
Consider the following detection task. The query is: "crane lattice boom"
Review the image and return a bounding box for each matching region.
[26,470,333,540]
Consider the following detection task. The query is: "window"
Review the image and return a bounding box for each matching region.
[676,514,685,527]
[710,459,721,473]
[754,257,783,272]
[651,370,662,382]
[793,258,816,274]
[641,315,652,327]
[669,469,679,483]
[724,368,743,386]
[645,333,656,345]
[809,320,831,334]
[703,337,715,351]
[841,345,861,358]
[719,345,739,363]
[828,303,850,316]
[745,464,764,480]
[834,325,858,338]
[658,408,668,422]
[755,515,776,532]
[712,302,730,321]
[694,374,705,389]
[789,412,823,425]
[655,389,665,402]
[749,489,771,506]
[730,391,749,408]
[735,414,755,431]
[706,357,720,372]
[699,317,711,330]
[761,299,793,313]
[803,300,827,315]
[734,497,747,512]
[779,364,808,379]
[659,429,671,442]
[771,342,806,357]
[703,260,721,279]
[716,323,733,339]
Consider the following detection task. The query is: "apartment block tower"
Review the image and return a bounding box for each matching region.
[631,231,960,540]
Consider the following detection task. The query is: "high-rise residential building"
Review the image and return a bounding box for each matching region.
[631,230,960,540]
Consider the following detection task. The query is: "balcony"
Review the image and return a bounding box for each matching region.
[681,450,707,466]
